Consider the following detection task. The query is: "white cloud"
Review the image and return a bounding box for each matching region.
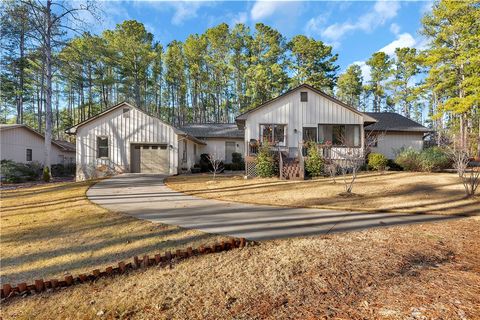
[319,0,401,42]
[232,11,248,25]
[389,23,400,35]
[378,32,416,56]
[305,15,329,36]
[171,1,203,25]
[250,1,289,21]
[351,61,371,82]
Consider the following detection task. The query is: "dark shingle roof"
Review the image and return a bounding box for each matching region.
[364,112,431,133]
[179,123,244,139]
[53,140,76,152]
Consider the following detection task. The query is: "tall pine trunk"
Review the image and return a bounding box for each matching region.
[43,0,53,178]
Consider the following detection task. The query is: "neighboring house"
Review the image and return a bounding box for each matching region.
[66,102,206,180]
[364,112,431,159]
[179,124,245,163]
[0,124,76,165]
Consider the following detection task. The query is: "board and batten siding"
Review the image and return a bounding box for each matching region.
[244,87,365,154]
[371,132,424,159]
[0,127,75,164]
[75,105,179,180]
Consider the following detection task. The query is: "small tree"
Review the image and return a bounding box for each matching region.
[207,153,223,180]
[334,148,364,195]
[324,161,337,183]
[448,147,479,197]
[256,143,275,178]
[305,144,324,177]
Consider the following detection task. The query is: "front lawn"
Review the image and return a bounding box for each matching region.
[2,216,479,319]
[166,172,479,216]
[0,180,226,285]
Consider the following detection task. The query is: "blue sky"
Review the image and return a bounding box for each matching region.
[91,0,433,79]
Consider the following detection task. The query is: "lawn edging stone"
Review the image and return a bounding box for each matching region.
[0,237,250,302]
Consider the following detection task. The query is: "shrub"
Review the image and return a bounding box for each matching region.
[43,166,51,182]
[256,144,275,177]
[386,159,403,171]
[230,152,245,171]
[0,160,42,183]
[231,152,243,164]
[199,153,224,173]
[419,147,451,172]
[51,163,76,177]
[305,144,324,177]
[395,148,422,171]
[368,153,388,171]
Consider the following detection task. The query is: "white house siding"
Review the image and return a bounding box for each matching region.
[178,138,200,171]
[75,106,179,180]
[0,127,75,164]
[370,132,424,159]
[198,138,245,163]
[244,87,365,156]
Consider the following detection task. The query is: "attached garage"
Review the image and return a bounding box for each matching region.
[131,144,170,174]
[68,102,205,181]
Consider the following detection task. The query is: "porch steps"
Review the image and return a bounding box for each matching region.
[282,157,303,180]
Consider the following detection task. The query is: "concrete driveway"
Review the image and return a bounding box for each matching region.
[87,174,457,241]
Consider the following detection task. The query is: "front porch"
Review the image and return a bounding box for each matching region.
[245,142,364,180]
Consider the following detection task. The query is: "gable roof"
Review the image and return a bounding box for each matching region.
[364,112,431,133]
[235,83,377,123]
[179,123,244,139]
[65,102,206,145]
[0,124,75,152]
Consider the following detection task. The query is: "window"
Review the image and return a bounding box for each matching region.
[366,133,378,147]
[318,124,361,147]
[194,144,197,156]
[300,91,308,102]
[303,127,317,142]
[182,140,187,162]
[123,107,130,118]
[97,137,109,158]
[260,124,286,145]
[26,149,32,161]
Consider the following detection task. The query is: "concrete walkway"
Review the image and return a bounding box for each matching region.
[87,174,458,241]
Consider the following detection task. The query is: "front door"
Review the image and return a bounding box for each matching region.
[225,142,236,163]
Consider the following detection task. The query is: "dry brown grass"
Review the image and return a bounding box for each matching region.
[0,180,226,285]
[2,217,479,319]
[166,172,480,216]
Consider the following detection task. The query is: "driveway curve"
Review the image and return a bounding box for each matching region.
[87,174,457,241]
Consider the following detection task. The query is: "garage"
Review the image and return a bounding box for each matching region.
[131,144,170,174]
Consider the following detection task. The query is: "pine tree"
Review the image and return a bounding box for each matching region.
[288,35,339,93]
[336,64,363,108]
[366,52,392,112]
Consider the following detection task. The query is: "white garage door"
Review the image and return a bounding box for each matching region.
[131,144,170,174]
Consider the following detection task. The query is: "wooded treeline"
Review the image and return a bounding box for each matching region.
[1,0,479,156]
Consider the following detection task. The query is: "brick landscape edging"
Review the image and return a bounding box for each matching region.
[1,237,248,301]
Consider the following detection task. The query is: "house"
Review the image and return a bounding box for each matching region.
[68,84,431,181]
[179,124,244,163]
[364,112,431,159]
[235,84,378,178]
[0,124,76,165]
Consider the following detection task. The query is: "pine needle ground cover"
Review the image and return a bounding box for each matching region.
[2,217,479,319]
[0,181,226,285]
[166,172,479,216]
